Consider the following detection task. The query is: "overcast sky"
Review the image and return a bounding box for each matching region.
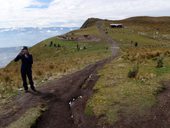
[0,0,170,28]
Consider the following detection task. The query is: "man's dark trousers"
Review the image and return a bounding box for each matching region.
[21,68,34,91]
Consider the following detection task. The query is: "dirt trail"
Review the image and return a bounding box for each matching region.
[32,59,109,128]
[0,21,119,128]
[96,21,119,57]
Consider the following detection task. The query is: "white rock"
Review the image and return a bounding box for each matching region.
[71,115,74,118]
[79,96,83,99]
[18,88,23,91]
[69,101,72,105]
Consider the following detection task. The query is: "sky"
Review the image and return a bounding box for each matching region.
[0,0,170,28]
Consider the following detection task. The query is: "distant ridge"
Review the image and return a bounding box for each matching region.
[80,16,170,32]
[81,18,103,28]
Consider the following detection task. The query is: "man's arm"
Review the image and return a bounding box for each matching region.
[14,54,22,62]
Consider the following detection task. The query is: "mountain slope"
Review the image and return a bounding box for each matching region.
[0,20,111,104]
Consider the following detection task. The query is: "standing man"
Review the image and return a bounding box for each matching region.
[14,46,36,93]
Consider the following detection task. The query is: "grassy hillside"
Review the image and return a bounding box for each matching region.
[85,16,170,125]
[0,26,111,106]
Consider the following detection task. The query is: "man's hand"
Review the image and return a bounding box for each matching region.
[19,50,24,56]
[25,54,28,58]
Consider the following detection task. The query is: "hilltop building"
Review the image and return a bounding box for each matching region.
[110,24,123,28]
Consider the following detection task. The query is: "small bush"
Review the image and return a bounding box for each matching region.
[83,46,87,50]
[84,35,89,38]
[49,41,53,47]
[36,70,43,76]
[77,44,80,51]
[4,75,11,83]
[49,64,54,69]
[157,56,164,68]
[57,44,61,48]
[128,64,139,78]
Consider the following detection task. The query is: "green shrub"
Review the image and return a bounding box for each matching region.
[157,56,164,68]
[128,64,139,78]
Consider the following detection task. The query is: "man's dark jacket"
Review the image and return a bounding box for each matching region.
[14,54,33,70]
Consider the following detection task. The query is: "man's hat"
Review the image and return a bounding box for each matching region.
[22,46,28,50]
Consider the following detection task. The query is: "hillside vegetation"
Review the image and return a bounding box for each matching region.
[0,25,111,106]
[85,16,170,125]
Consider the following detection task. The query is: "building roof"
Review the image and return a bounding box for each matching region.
[110,24,123,26]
